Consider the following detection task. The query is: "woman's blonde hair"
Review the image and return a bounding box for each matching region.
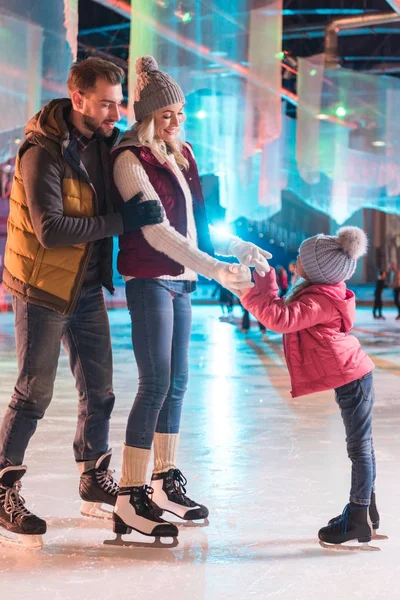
[136,114,189,170]
[284,278,313,305]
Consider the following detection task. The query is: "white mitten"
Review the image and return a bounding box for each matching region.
[230,238,272,277]
[212,263,253,291]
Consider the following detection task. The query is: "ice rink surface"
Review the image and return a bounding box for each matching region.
[0,305,399,600]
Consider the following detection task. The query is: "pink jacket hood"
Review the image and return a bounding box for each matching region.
[304,282,355,332]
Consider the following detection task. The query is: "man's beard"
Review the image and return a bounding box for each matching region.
[82,114,111,138]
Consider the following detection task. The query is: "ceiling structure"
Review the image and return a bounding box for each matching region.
[78,0,400,105]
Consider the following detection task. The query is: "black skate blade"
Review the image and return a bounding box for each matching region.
[180,518,210,528]
[103,533,179,549]
[319,540,380,552]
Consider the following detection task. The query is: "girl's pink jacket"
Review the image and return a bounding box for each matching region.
[241,269,375,398]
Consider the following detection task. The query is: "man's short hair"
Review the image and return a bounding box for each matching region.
[67,57,125,93]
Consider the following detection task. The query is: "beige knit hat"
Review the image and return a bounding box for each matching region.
[299,226,368,285]
[133,56,185,121]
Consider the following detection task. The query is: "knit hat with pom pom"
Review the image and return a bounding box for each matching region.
[133,55,185,121]
[299,226,368,285]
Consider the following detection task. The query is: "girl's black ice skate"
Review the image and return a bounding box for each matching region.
[319,503,380,551]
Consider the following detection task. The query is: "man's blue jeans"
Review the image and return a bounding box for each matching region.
[125,279,193,449]
[334,372,376,505]
[0,286,115,469]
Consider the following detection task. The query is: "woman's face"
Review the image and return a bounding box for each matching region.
[296,256,307,279]
[153,102,185,143]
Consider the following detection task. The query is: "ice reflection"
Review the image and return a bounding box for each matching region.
[203,318,237,472]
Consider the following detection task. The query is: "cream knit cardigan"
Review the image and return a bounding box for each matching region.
[113,148,224,281]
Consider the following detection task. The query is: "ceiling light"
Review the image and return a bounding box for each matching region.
[335,106,347,118]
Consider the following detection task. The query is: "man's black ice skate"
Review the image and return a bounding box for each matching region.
[319,503,379,551]
[80,450,119,519]
[104,485,179,547]
[0,465,46,549]
[151,468,209,526]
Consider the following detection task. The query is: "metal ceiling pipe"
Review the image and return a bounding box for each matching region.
[284,24,400,40]
[361,63,400,73]
[325,11,400,68]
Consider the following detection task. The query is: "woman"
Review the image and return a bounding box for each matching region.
[111,56,271,541]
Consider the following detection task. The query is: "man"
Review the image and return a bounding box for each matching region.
[0,58,162,548]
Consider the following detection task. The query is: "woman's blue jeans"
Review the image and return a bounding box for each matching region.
[125,279,194,449]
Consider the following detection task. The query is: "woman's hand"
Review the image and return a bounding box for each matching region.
[230,239,272,277]
[212,263,253,291]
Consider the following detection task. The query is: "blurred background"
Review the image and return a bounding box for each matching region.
[2,0,400,304]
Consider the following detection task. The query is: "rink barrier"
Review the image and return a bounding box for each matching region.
[0,282,396,311]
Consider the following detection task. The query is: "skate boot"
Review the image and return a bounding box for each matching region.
[0,465,46,549]
[79,450,119,519]
[319,503,379,551]
[369,491,381,531]
[151,468,209,525]
[328,491,382,534]
[105,485,179,547]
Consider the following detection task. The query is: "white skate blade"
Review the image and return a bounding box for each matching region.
[80,501,112,520]
[180,518,210,528]
[0,532,43,550]
[104,533,179,549]
[372,531,389,541]
[319,540,380,552]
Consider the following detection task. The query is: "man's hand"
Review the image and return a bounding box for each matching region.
[120,192,164,232]
[230,239,272,277]
[213,263,253,291]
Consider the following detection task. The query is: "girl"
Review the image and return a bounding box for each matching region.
[111,56,270,541]
[239,227,380,547]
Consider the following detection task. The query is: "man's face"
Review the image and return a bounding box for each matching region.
[75,79,123,137]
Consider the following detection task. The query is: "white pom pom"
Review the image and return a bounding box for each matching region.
[337,226,368,259]
[135,56,158,75]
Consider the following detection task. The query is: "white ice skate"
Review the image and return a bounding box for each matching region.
[104,485,179,548]
[151,468,209,527]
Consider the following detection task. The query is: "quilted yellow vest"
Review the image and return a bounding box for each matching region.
[3,99,104,314]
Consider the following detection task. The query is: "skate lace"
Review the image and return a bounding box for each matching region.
[96,469,119,497]
[142,485,159,516]
[0,481,32,523]
[168,469,195,507]
[328,503,350,534]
